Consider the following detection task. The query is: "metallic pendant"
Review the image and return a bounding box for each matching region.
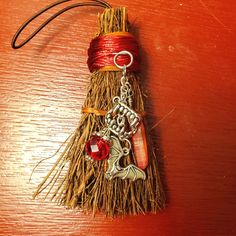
[86,50,146,181]
[105,97,141,140]
[105,135,146,181]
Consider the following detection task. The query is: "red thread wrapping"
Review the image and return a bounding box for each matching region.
[87,33,140,72]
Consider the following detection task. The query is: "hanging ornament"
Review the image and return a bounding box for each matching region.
[12,0,165,216]
[85,135,110,161]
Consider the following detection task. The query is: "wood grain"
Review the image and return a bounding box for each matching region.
[0,0,236,235]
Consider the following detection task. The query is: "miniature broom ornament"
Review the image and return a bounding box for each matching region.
[12,0,165,216]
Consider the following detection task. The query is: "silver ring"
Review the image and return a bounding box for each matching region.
[113,50,134,69]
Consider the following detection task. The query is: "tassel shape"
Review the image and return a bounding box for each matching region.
[33,7,165,217]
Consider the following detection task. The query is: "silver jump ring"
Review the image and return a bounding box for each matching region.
[113,50,134,69]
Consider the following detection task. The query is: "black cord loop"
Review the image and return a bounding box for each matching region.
[11,0,111,49]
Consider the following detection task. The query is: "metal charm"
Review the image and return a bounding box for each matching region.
[103,51,146,181]
[105,136,146,181]
[86,50,146,181]
[105,97,141,140]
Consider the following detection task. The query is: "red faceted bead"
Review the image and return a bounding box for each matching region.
[85,135,110,161]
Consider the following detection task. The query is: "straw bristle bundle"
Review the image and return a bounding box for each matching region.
[33,7,165,217]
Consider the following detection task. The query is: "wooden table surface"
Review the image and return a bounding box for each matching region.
[0,0,235,235]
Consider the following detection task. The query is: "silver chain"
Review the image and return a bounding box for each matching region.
[120,66,133,107]
[87,50,146,181]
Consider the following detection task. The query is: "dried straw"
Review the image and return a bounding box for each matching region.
[33,7,165,217]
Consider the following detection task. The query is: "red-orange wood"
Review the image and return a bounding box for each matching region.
[0,0,235,235]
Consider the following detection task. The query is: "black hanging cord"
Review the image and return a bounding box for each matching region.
[11,0,111,49]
